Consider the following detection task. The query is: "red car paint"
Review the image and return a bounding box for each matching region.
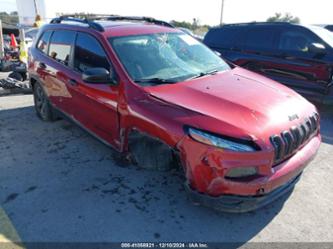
[145,67,321,196]
[29,19,321,211]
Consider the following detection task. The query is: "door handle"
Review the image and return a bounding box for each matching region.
[68,79,78,86]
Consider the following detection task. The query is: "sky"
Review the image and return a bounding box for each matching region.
[1,0,332,26]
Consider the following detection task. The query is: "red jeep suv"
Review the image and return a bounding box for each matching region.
[28,16,321,212]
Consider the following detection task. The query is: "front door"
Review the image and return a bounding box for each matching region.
[67,32,120,147]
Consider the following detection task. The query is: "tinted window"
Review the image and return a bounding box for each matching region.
[37,30,52,54]
[48,30,76,65]
[278,29,320,52]
[74,33,110,72]
[204,27,241,48]
[243,27,276,50]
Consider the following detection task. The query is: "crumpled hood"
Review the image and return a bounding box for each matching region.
[145,67,316,141]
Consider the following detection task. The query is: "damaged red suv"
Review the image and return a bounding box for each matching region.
[28,16,321,212]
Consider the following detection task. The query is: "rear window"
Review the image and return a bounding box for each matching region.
[48,30,76,65]
[37,30,52,54]
[204,27,241,49]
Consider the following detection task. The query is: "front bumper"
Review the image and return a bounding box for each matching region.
[185,173,301,213]
[178,133,321,212]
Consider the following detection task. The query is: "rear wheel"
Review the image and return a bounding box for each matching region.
[33,82,56,122]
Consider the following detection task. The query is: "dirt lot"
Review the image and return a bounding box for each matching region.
[0,93,332,245]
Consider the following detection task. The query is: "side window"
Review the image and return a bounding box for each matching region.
[74,33,110,72]
[204,28,241,49]
[37,30,52,54]
[278,29,320,53]
[48,30,76,65]
[243,27,276,51]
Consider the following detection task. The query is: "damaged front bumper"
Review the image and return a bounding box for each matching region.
[185,173,301,213]
[178,133,321,213]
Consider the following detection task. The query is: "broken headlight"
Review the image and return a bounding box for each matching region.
[188,128,257,152]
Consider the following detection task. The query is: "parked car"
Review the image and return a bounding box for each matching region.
[29,16,321,212]
[204,22,333,105]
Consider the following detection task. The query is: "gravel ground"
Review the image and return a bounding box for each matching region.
[0,94,332,245]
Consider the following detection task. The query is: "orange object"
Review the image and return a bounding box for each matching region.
[10,33,18,48]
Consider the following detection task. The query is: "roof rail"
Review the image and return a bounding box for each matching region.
[222,22,293,27]
[93,15,174,28]
[50,16,105,32]
[50,15,174,31]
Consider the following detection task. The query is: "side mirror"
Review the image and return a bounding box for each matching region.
[308,43,326,55]
[82,68,116,84]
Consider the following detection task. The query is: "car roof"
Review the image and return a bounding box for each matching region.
[98,21,177,37]
[43,22,178,38]
[46,16,178,37]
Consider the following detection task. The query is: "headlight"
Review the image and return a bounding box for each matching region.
[188,128,257,152]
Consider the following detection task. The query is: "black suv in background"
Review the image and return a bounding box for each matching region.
[204,22,333,105]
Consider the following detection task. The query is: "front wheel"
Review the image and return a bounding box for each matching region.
[33,82,56,122]
[128,131,174,171]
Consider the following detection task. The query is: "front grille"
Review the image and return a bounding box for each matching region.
[270,113,319,164]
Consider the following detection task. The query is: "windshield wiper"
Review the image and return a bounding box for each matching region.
[186,69,219,81]
[134,78,177,84]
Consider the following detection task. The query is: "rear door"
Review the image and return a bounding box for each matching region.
[32,30,53,94]
[67,32,120,146]
[45,30,77,115]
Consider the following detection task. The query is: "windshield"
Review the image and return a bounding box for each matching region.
[109,32,230,86]
[307,25,333,48]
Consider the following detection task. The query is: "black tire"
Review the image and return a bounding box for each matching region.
[8,71,23,81]
[129,131,174,171]
[33,82,57,122]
